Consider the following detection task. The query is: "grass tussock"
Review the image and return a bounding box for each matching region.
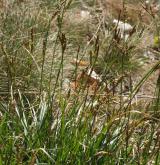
[0,0,160,164]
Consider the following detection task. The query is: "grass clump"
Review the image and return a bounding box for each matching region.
[0,0,160,164]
